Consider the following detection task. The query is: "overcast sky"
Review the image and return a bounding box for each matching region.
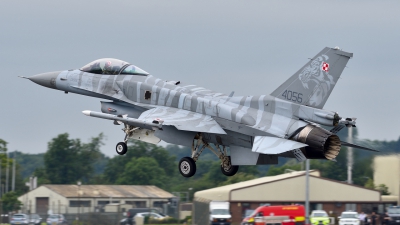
[1,1,399,157]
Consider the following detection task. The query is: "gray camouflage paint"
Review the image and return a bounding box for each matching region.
[28,47,354,164]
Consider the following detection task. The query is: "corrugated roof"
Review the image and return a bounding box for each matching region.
[194,170,319,200]
[43,185,175,198]
[194,170,382,202]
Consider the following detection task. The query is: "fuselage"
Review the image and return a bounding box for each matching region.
[34,68,338,142]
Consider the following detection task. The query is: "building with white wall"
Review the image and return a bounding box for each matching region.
[18,185,175,215]
[374,155,400,204]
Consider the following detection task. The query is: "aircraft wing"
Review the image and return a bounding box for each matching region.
[138,106,227,134]
[252,136,308,154]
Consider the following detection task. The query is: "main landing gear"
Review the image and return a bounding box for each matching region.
[178,134,239,178]
[179,157,196,177]
[116,142,127,155]
[115,124,238,178]
[115,124,139,155]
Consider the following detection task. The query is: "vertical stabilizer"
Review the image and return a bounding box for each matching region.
[271,47,353,109]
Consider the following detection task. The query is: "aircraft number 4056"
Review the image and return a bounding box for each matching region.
[282,90,302,103]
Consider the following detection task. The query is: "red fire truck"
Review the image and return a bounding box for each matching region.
[241,205,305,225]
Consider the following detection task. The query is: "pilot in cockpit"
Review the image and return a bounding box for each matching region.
[103,61,113,74]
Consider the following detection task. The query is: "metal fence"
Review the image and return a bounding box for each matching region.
[64,212,122,225]
[16,203,181,225]
[193,197,212,225]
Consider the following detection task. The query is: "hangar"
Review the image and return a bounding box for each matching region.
[18,185,175,215]
[194,170,381,224]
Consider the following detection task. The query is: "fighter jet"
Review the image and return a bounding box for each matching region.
[22,47,376,177]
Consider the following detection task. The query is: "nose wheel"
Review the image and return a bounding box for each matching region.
[179,157,197,177]
[116,142,128,155]
[115,123,138,156]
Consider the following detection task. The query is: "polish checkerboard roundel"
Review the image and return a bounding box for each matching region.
[322,62,329,72]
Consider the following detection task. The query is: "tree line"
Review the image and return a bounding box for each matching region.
[1,128,398,211]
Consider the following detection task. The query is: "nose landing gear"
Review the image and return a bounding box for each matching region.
[115,124,140,155]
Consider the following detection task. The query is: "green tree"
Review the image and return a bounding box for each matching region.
[266,161,302,176]
[364,178,375,189]
[103,140,175,185]
[2,191,21,213]
[116,157,167,188]
[0,139,7,153]
[41,133,104,184]
[352,155,373,186]
[0,140,28,194]
[33,167,50,186]
[76,133,104,182]
[44,133,81,184]
[11,151,44,179]
[376,184,391,195]
[203,161,230,185]
[220,172,257,185]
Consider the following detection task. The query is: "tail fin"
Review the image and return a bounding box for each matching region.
[270,47,353,109]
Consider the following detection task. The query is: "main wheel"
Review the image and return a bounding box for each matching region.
[179,157,196,177]
[116,142,128,155]
[221,156,239,176]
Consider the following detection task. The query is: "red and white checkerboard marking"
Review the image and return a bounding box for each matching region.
[322,62,329,72]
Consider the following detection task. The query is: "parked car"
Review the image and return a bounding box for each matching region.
[310,210,330,225]
[10,214,29,225]
[125,208,165,225]
[120,218,129,225]
[339,211,359,225]
[244,209,255,219]
[136,212,168,220]
[28,214,42,225]
[46,214,68,225]
[387,206,400,225]
[242,205,305,225]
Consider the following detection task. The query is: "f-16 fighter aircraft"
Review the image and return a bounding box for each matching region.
[22,47,376,177]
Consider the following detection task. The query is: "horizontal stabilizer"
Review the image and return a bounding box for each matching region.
[340,136,381,152]
[341,141,379,152]
[252,136,307,154]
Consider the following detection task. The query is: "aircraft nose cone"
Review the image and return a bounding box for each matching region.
[29,71,61,89]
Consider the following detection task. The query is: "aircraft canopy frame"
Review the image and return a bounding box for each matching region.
[80,58,149,76]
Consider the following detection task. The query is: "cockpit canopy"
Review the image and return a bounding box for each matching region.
[80,58,149,75]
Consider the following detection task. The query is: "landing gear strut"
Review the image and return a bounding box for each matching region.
[115,124,139,155]
[178,134,239,177]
